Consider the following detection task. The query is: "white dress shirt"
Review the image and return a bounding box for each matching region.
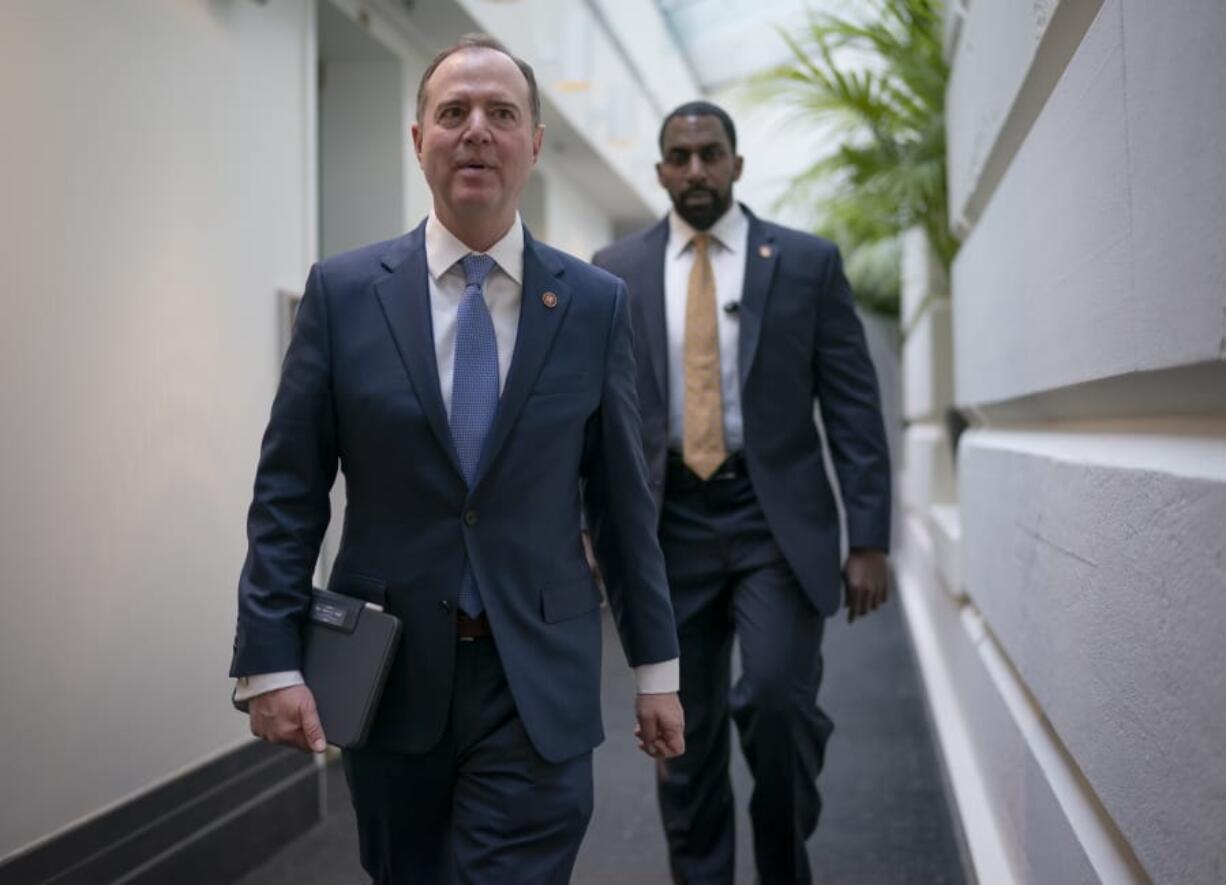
[665,204,748,452]
[236,212,678,702]
[428,211,524,412]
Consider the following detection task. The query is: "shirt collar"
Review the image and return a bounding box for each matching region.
[425,211,524,285]
[668,202,747,259]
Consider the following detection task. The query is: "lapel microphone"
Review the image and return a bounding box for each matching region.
[723,301,740,316]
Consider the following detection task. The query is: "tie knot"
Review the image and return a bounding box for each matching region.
[691,233,710,256]
[460,253,497,288]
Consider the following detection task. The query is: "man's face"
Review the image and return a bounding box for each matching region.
[412,48,543,230]
[656,115,743,231]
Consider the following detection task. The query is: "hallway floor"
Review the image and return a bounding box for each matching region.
[239,598,968,884]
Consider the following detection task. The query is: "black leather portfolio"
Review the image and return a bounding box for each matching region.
[233,589,402,749]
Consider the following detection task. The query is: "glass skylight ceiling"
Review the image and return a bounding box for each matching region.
[657,0,844,92]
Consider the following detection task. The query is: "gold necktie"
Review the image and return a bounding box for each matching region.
[682,233,727,479]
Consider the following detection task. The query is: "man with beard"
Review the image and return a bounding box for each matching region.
[593,101,892,884]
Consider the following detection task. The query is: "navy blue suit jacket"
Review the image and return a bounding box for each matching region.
[592,207,891,616]
[231,220,678,763]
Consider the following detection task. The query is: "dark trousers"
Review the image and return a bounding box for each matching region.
[658,457,832,885]
[342,638,593,884]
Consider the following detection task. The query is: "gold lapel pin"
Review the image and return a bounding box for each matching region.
[542,291,558,308]
[759,244,773,259]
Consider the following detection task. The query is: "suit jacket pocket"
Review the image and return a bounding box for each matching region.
[327,571,388,607]
[540,574,602,623]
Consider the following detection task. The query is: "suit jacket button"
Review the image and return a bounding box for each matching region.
[440,599,452,613]
[464,510,477,526]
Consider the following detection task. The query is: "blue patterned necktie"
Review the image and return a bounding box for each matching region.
[451,253,498,617]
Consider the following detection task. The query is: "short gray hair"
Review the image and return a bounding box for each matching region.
[416,34,541,127]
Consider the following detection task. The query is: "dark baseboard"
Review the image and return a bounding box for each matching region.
[0,741,321,885]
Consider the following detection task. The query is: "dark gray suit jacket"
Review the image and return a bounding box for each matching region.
[231,221,678,762]
[592,206,891,616]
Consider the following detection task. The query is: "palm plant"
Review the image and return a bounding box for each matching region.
[752,0,954,316]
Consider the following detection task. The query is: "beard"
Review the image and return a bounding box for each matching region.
[672,185,732,231]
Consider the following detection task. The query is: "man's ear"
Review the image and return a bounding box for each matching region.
[655,161,666,187]
[532,124,545,163]
[732,155,744,182]
[411,122,423,163]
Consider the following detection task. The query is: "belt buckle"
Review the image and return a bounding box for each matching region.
[457,613,489,641]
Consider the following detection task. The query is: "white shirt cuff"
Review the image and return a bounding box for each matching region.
[235,661,677,700]
[234,670,304,702]
[633,658,679,694]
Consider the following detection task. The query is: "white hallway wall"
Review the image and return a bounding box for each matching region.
[900,1,1226,883]
[537,163,614,263]
[318,57,404,259]
[0,0,316,860]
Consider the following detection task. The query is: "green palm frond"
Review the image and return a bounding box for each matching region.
[750,0,955,316]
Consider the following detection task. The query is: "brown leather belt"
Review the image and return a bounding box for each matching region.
[457,612,492,641]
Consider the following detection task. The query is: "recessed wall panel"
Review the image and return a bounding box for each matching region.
[953,0,1226,410]
[1121,0,1226,368]
[960,430,1226,882]
[952,2,1134,409]
[946,0,1048,223]
[904,301,954,421]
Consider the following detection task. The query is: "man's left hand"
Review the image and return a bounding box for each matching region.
[844,549,890,623]
[634,692,685,759]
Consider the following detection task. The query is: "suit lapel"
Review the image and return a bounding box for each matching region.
[472,230,571,487]
[737,208,780,389]
[373,221,465,480]
[634,219,670,408]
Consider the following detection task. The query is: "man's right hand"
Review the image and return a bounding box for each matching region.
[248,684,327,753]
[634,692,686,759]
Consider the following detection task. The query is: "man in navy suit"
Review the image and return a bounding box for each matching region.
[230,35,684,883]
[593,101,892,884]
